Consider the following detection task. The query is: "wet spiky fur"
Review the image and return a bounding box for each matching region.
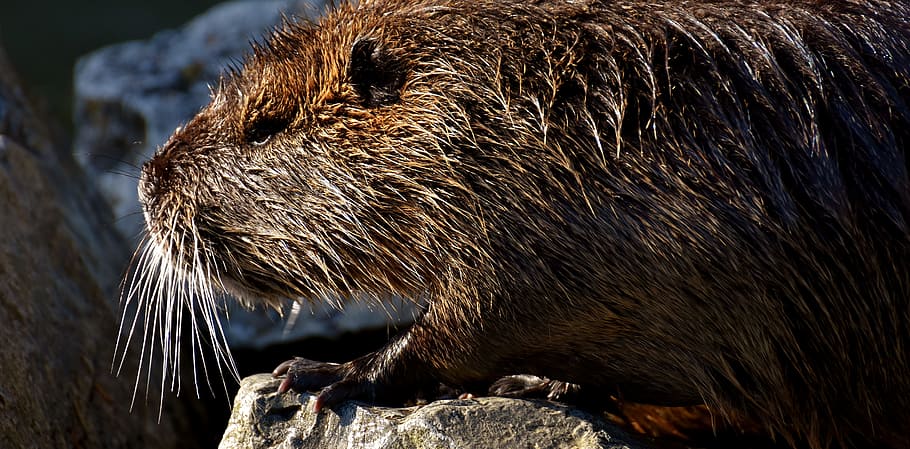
[126,0,910,447]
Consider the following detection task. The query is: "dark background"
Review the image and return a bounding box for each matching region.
[0,0,224,134]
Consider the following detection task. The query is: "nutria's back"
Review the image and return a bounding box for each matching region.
[130,1,910,447]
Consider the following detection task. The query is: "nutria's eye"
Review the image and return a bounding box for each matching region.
[348,38,406,107]
[246,116,290,146]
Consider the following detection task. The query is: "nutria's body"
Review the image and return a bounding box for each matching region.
[132,0,910,447]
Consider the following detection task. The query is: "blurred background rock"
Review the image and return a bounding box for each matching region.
[0,0,223,130]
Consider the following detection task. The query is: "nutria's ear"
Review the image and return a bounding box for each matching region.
[348,38,406,107]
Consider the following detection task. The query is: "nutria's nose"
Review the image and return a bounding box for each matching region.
[138,153,179,208]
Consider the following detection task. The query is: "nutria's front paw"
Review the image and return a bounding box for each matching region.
[272,358,344,394]
[272,357,397,412]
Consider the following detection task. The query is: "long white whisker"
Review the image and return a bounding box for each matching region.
[116,240,154,377]
[114,236,149,373]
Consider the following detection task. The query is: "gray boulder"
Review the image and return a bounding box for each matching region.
[220,374,643,449]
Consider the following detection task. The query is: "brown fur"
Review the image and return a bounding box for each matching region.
[134,0,910,447]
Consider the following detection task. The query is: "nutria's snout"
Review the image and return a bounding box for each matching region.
[138,153,174,209]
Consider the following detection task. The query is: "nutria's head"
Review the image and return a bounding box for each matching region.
[137,7,475,310]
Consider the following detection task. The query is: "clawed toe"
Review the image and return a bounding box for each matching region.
[271,359,295,377]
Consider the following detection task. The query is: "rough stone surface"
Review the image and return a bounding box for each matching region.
[0,44,206,449]
[72,0,417,352]
[220,374,644,449]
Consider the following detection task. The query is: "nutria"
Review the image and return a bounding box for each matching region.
[124,0,910,447]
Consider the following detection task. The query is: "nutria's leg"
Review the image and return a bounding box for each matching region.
[272,293,525,410]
